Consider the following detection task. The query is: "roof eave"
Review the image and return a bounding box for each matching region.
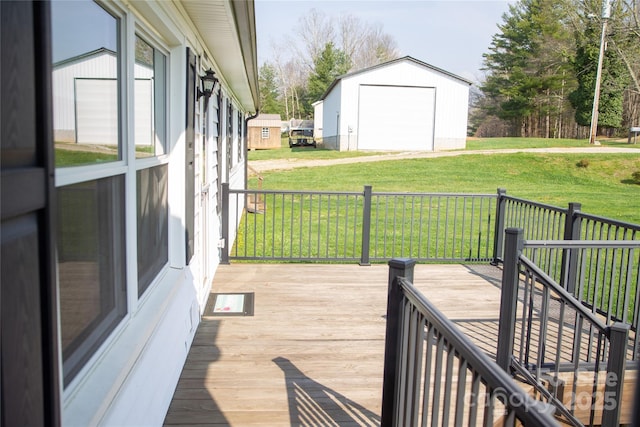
[180,0,259,112]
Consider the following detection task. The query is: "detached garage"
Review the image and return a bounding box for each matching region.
[318,56,471,152]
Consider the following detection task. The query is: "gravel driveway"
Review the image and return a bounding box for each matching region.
[248,146,639,174]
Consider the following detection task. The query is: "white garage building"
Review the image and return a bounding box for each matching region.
[317,56,472,152]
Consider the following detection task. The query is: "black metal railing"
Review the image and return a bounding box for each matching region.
[493,193,639,263]
[525,240,640,355]
[381,259,558,426]
[497,229,633,427]
[221,185,640,266]
[223,184,497,264]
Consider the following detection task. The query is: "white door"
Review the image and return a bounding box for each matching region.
[357,85,435,151]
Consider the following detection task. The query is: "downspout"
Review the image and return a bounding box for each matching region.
[244,110,259,191]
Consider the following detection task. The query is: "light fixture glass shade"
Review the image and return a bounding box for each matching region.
[202,69,217,94]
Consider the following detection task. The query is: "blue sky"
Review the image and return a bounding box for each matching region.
[255,0,515,84]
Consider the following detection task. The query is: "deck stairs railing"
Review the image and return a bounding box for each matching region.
[381,259,558,426]
[496,228,640,427]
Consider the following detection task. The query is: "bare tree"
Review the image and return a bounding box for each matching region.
[337,14,367,68]
[267,8,400,119]
[293,8,335,71]
[338,15,400,71]
[356,24,400,69]
[270,40,291,119]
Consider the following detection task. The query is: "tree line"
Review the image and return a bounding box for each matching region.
[259,9,400,121]
[472,0,640,139]
[260,1,640,140]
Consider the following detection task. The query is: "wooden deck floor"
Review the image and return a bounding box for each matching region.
[163,263,504,427]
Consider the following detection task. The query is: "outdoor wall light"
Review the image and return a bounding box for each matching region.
[198,68,219,100]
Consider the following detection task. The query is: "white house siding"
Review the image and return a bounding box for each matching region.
[312,101,323,141]
[432,77,469,150]
[320,81,342,150]
[320,57,470,152]
[58,1,257,426]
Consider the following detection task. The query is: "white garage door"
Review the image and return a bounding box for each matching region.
[357,85,435,151]
[75,78,118,145]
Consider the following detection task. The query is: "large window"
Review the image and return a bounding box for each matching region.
[51,0,121,167]
[52,0,170,386]
[57,177,127,385]
[52,0,127,387]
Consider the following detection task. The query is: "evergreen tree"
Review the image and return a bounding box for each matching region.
[306,42,351,105]
[482,0,575,137]
[258,63,283,115]
[569,13,628,129]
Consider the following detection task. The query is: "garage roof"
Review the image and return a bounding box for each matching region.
[320,55,472,101]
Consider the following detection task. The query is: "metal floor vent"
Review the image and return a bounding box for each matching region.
[209,292,254,316]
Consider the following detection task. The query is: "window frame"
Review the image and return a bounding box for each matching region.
[52,0,125,169]
[133,27,171,299]
[53,0,129,389]
[133,32,169,160]
[53,1,174,390]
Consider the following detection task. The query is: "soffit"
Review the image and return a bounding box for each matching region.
[179,0,259,112]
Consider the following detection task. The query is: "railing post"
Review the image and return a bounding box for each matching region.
[496,228,523,371]
[602,322,629,427]
[560,202,581,293]
[381,258,416,426]
[492,188,507,265]
[220,183,230,265]
[360,185,372,266]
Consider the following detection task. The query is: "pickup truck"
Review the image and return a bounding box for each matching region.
[288,120,316,148]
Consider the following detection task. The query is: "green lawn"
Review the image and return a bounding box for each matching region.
[55,149,118,167]
[250,152,640,224]
[248,137,639,162]
[467,137,640,150]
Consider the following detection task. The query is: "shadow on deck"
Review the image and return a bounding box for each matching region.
[164,263,504,426]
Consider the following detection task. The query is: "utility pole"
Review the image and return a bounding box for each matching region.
[589,0,612,145]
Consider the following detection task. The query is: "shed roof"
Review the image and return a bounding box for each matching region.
[320,55,472,101]
[248,113,282,127]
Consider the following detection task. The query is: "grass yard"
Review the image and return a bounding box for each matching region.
[466,136,640,150]
[249,152,640,224]
[248,137,639,162]
[55,148,118,166]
